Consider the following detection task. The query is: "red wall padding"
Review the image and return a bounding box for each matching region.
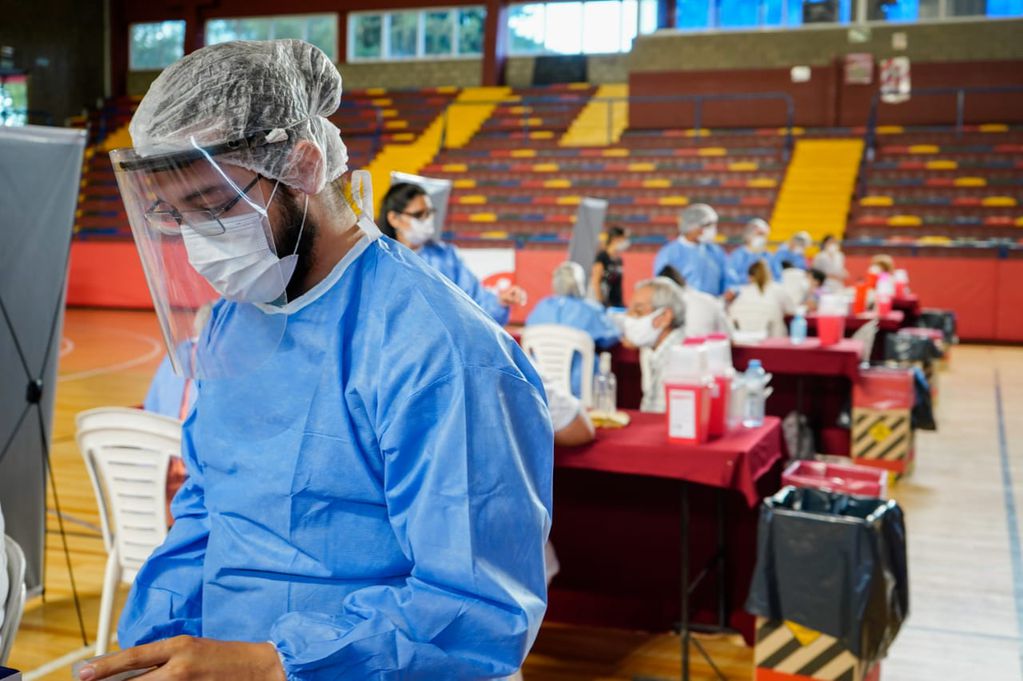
[67,241,1021,342]
[68,241,152,308]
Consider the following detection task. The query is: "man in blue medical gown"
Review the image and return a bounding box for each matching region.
[84,40,553,681]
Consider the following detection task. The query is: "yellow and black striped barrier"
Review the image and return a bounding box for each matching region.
[852,407,914,477]
[754,618,880,681]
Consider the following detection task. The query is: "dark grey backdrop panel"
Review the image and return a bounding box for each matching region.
[567,197,608,281]
[389,172,453,235]
[0,126,86,593]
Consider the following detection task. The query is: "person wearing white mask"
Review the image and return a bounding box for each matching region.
[591,225,630,307]
[653,204,733,297]
[382,182,525,325]
[655,265,733,339]
[812,234,849,292]
[727,218,774,290]
[772,231,812,274]
[622,277,688,414]
[89,40,552,681]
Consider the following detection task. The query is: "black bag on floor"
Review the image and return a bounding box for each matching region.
[885,333,941,363]
[746,487,909,665]
[917,309,958,344]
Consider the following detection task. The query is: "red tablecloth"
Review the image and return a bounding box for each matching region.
[732,338,863,379]
[557,413,783,507]
[805,311,904,333]
[893,294,922,321]
[548,414,786,644]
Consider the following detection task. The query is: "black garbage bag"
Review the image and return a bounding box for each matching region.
[885,333,941,364]
[911,366,936,431]
[917,309,958,344]
[746,486,909,664]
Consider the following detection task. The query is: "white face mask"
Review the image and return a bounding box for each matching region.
[403,215,436,247]
[868,265,881,275]
[624,308,665,348]
[699,225,717,244]
[826,243,840,254]
[617,239,631,253]
[750,235,767,252]
[183,184,306,304]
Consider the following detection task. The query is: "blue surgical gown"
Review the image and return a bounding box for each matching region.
[118,233,554,680]
[525,295,620,396]
[727,246,776,289]
[773,245,807,273]
[416,241,510,325]
[702,243,735,297]
[653,239,731,296]
[143,354,196,419]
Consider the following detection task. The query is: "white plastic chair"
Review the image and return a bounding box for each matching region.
[75,407,183,655]
[0,535,26,665]
[851,318,880,365]
[521,324,596,407]
[729,290,787,339]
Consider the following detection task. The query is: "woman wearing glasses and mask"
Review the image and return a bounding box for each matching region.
[381,182,526,325]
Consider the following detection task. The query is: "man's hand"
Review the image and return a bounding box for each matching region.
[78,637,286,681]
[499,285,527,307]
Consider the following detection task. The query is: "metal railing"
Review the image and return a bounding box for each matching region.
[435,91,798,153]
[859,85,1023,195]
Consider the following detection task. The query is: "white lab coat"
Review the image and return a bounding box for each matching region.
[682,288,733,338]
[639,327,689,414]
[730,284,789,338]
[813,249,848,292]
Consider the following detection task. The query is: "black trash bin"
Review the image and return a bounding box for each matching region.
[746,486,909,668]
[917,308,958,345]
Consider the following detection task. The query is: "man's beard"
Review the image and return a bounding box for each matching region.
[273,188,317,303]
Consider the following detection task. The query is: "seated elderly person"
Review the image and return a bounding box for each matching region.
[622,277,688,414]
[657,265,732,338]
[526,261,620,397]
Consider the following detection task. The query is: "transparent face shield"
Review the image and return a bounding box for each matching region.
[110,132,293,380]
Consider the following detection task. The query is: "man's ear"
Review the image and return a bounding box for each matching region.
[654,309,672,330]
[285,140,325,195]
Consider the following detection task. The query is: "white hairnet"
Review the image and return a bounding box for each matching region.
[552,261,586,298]
[745,218,771,238]
[129,39,348,194]
[679,204,718,235]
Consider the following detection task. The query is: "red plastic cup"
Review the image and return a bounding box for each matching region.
[817,314,846,346]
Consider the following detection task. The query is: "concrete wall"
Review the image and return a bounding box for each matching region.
[629,17,1023,72]
[0,0,106,124]
[341,58,483,90]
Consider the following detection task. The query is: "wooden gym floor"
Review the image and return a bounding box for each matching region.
[5,308,1023,680]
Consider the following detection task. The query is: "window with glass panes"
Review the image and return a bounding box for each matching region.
[507,1,659,56]
[205,14,337,61]
[348,7,486,61]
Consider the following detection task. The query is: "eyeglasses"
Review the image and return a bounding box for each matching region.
[144,175,263,236]
[401,207,435,221]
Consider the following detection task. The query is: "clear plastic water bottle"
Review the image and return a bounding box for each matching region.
[790,307,808,345]
[593,352,617,415]
[742,359,767,428]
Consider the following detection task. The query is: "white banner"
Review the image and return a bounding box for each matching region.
[459,247,516,292]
